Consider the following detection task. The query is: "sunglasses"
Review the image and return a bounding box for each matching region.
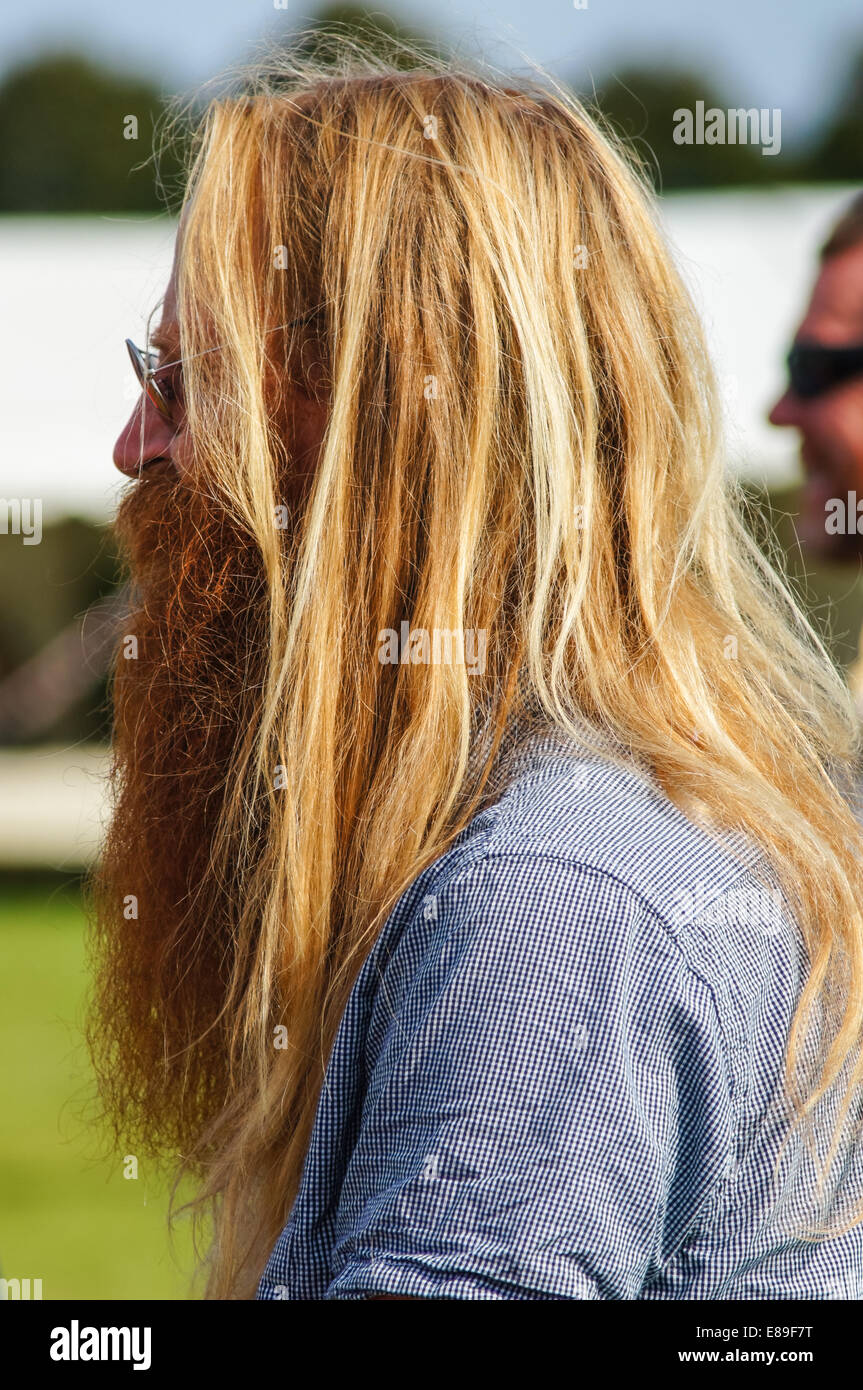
[786,341,863,400]
[125,305,328,425]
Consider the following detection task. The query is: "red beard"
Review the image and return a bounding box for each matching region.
[86,460,270,1157]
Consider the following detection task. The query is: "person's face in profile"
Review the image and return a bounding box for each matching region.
[769,243,863,557]
[113,251,328,489]
[98,237,331,1123]
[113,264,192,480]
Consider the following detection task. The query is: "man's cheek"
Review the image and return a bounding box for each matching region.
[171,427,196,476]
[805,407,853,479]
[834,397,863,487]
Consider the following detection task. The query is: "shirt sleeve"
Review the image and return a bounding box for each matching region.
[325,852,735,1300]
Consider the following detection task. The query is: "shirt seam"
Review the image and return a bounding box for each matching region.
[388,844,742,1274]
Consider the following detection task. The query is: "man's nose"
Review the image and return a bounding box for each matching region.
[768,390,802,428]
[113,394,177,477]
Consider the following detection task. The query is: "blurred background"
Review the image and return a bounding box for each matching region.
[1,0,862,1299]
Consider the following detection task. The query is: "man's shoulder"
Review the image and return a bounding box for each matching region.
[426,725,762,940]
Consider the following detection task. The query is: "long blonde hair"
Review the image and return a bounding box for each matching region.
[148,35,863,1295]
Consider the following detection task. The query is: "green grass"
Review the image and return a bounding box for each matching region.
[0,879,198,1299]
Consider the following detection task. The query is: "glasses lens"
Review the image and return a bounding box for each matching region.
[788,347,832,398]
[145,379,171,419]
[788,344,863,399]
[125,338,146,385]
[125,338,174,421]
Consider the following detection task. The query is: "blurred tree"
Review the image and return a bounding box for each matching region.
[590,67,801,191]
[0,53,187,212]
[0,28,860,208]
[289,5,444,65]
[0,518,121,744]
[805,49,863,180]
[0,517,118,674]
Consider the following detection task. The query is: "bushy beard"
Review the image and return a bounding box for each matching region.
[85,460,270,1159]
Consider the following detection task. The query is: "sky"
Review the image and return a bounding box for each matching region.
[0,0,862,148]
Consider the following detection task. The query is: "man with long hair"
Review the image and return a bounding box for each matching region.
[92,41,863,1300]
[769,191,863,711]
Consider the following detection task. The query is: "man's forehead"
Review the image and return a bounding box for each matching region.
[150,270,179,355]
[799,244,863,344]
[153,216,188,351]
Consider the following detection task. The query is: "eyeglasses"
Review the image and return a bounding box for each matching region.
[786,341,863,400]
[124,305,328,425]
[125,339,181,423]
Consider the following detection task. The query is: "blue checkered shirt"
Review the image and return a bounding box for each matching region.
[258,723,863,1300]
